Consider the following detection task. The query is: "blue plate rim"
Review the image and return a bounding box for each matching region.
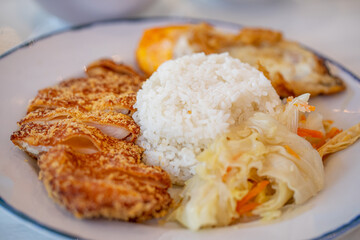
[0,197,77,239]
[0,16,359,240]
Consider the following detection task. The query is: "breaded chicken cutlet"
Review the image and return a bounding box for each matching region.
[136,23,345,97]
[27,83,137,114]
[28,58,143,114]
[39,145,172,221]
[62,59,145,95]
[11,119,143,159]
[19,108,140,141]
[11,59,173,222]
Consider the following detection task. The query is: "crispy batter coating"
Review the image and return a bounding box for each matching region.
[18,108,140,142]
[57,77,137,95]
[27,59,143,114]
[27,89,136,115]
[11,60,174,222]
[57,75,142,96]
[11,119,143,161]
[60,59,144,94]
[90,92,137,115]
[86,59,145,80]
[38,145,172,221]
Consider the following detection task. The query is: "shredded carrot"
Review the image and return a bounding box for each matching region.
[222,167,232,182]
[287,96,294,102]
[308,105,316,111]
[323,120,334,125]
[236,202,260,215]
[297,128,324,139]
[299,115,307,124]
[232,153,243,161]
[313,138,326,149]
[312,127,342,150]
[236,180,269,214]
[326,127,342,139]
[284,145,300,159]
[294,102,316,112]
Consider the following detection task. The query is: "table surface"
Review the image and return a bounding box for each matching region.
[0,0,359,239]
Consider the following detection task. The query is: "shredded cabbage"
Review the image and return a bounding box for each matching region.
[174,109,324,230]
[276,93,310,132]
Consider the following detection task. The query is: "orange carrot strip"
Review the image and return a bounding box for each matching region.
[222,166,233,182]
[299,115,307,124]
[297,128,324,139]
[236,202,260,215]
[300,115,307,121]
[312,127,342,151]
[232,153,243,161]
[293,103,316,112]
[284,145,300,159]
[326,127,342,139]
[236,180,269,213]
[323,120,334,125]
[313,138,326,149]
[308,105,316,111]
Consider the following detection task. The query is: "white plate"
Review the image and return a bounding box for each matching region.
[0,17,359,240]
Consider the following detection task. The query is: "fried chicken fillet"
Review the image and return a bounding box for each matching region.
[62,59,145,95]
[11,119,143,159]
[28,59,144,114]
[39,145,172,221]
[27,86,137,115]
[19,108,140,142]
[11,59,173,222]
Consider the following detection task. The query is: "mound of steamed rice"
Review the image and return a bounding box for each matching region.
[133,53,281,184]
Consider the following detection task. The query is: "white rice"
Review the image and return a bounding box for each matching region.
[133,53,281,184]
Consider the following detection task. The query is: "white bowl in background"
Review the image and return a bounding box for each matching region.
[35,0,156,24]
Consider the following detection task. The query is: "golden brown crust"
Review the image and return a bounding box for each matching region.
[18,108,140,142]
[57,75,141,96]
[38,145,172,221]
[60,59,144,95]
[11,119,143,161]
[11,60,174,222]
[27,89,136,115]
[86,59,145,80]
[27,59,143,114]
[90,92,137,115]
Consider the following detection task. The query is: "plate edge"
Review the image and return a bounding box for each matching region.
[0,16,359,240]
[0,197,76,239]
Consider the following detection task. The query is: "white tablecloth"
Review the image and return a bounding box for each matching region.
[1,0,359,239]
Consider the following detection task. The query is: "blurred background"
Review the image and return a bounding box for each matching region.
[0,0,359,76]
[0,0,359,239]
